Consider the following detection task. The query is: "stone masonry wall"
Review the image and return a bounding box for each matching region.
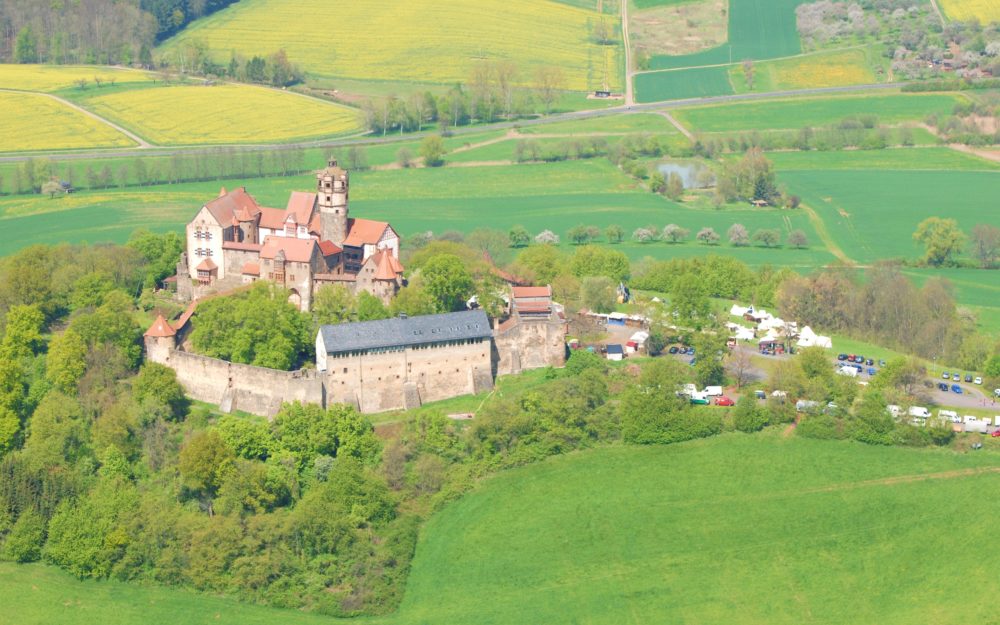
[494,317,567,376]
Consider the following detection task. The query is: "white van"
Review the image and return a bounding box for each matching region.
[907,406,931,419]
[702,386,723,397]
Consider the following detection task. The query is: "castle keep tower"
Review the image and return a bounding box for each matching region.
[317,159,349,245]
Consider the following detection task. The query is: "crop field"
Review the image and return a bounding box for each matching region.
[6,435,1000,625]
[629,0,728,57]
[0,92,134,152]
[0,159,822,268]
[672,93,965,132]
[938,0,1000,22]
[0,64,152,92]
[782,168,1000,263]
[728,49,878,92]
[78,84,363,145]
[634,66,734,102]
[159,0,622,91]
[767,147,1000,172]
[647,0,811,70]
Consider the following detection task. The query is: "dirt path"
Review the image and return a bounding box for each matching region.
[927,0,946,25]
[949,142,1000,164]
[621,0,634,106]
[656,111,694,140]
[799,201,856,265]
[451,129,518,153]
[2,87,152,149]
[802,467,1000,496]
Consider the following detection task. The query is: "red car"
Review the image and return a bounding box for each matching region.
[715,396,734,406]
[992,430,1000,438]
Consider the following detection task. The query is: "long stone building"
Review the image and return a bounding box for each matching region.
[177,160,403,310]
[145,286,567,416]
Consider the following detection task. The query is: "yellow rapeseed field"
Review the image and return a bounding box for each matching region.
[938,0,1000,22]
[0,64,152,92]
[0,92,134,152]
[82,84,364,145]
[159,0,621,91]
[770,50,876,90]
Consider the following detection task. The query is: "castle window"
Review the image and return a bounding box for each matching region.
[205,231,212,240]
[274,270,285,282]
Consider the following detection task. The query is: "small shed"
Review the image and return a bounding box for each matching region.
[606,344,624,361]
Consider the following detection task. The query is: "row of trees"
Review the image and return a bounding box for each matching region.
[361,61,567,135]
[165,40,304,87]
[1,148,316,197]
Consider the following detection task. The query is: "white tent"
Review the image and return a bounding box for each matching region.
[796,325,832,349]
[732,326,755,341]
[730,304,750,317]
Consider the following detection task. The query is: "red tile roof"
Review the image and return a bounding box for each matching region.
[144,314,176,337]
[286,192,317,226]
[257,206,287,231]
[242,262,260,276]
[513,286,552,298]
[343,218,390,247]
[318,240,342,256]
[204,187,260,225]
[260,236,318,263]
[372,251,397,281]
[196,258,217,271]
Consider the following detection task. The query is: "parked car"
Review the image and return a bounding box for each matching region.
[964,374,973,383]
[953,373,960,381]
[754,390,766,400]
[992,430,1000,438]
[878,359,886,367]
[715,396,734,406]
[995,388,1000,398]
[974,376,983,385]
[837,353,848,361]
[938,382,950,392]
[688,358,696,366]
[690,395,710,405]
[951,384,963,394]
[867,367,877,376]
[866,358,874,366]
[668,346,679,354]
[854,355,865,363]
[942,371,951,379]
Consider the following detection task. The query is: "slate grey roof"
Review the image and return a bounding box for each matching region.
[318,310,491,355]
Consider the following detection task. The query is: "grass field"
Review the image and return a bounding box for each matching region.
[0,64,152,92]
[0,159,826,270]
[728,48,878,93]
[77,84,364,145]
[673,93,965,132]
[517,113,680,134]
[938,0,1000,22]
[767,147,1000,172]
[782,169,1000,263]
[5,435,1000,624]
[647,0,811,70]
[159,0,622,91]
[0,92,134,152]
[634,65,734,102]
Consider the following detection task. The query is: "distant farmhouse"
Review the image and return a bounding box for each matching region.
[177,159,403,310]
[149,162,567,416]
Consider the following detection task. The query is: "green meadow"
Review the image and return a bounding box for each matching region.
[673,93,965,132]
[4,435,1000,625]
[634,66,734,103]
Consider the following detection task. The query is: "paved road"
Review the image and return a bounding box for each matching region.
[0,82,907,163]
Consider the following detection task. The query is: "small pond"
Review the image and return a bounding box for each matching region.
[657,161,712,189]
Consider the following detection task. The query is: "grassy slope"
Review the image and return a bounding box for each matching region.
[158,0,621,91]
[5,435,1000,625]
[0,92,134,152]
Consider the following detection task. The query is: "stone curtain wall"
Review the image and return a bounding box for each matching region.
[146,339,323,417]
[493,317,567,376]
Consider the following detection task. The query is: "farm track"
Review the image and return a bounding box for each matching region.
[800,201,855,265]
[0,88,152,148]
[0,82,906,163]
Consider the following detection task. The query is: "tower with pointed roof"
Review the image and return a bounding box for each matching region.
[316,159,349,245]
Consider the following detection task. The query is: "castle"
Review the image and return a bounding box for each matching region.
[149,161,569,416]
[176,160,403,310]
[145,286,568,416]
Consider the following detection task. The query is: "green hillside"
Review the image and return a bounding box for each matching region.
[4,435,999,624]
